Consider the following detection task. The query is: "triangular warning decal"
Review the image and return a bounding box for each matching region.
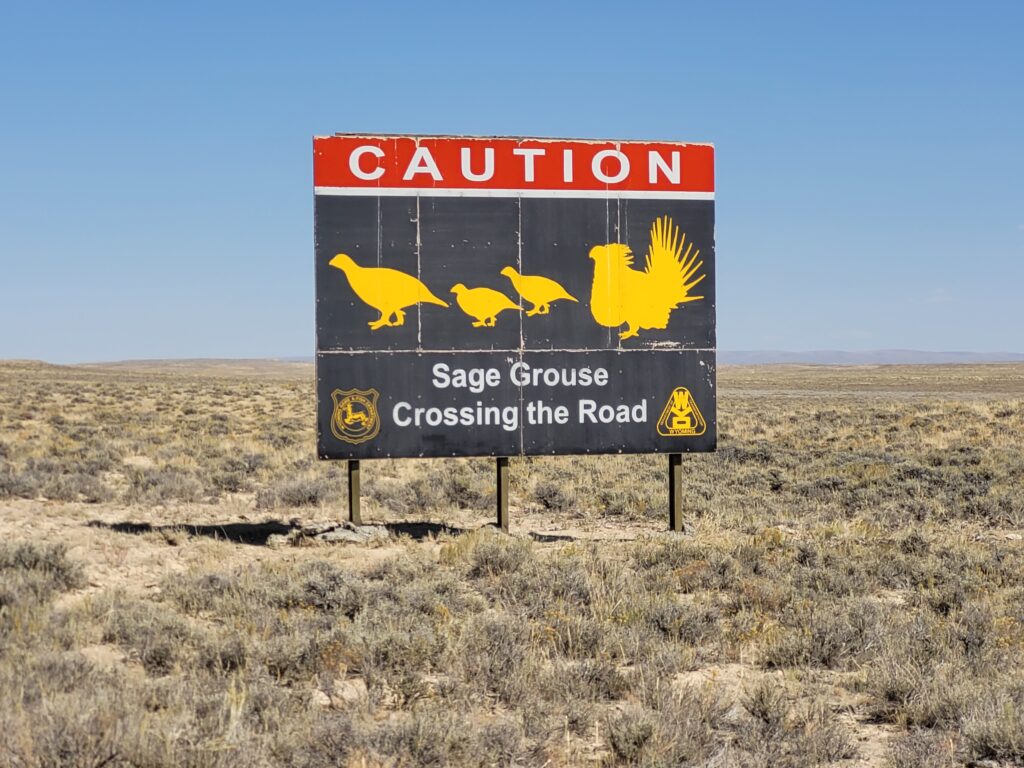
[656,387,707,437]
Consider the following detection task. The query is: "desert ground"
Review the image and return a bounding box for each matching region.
[1,360,1022,767]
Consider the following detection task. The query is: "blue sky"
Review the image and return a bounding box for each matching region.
[1,1,1021,362]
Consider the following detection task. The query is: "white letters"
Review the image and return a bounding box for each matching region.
[349,145,385,181]
[649,150,680,184]
[402,147,443,181]
[578,399,647,424]
[432,363,500,394]
[333,141,701,189]
[393,402,412,427]
[460,146,495,182]
[509,362,608,387]
[592,149,629,184]
[512,148,545,182]
[393,401,518,432]
[337,142,696,188]
[431,363,451,389]
[402,364,649,432]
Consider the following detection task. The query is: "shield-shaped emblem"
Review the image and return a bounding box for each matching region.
[330,388,381,444]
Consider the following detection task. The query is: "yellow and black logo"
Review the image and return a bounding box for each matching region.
[656,387,706,437]
[330,388,380,444]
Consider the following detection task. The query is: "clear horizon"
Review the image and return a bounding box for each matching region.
[2,2,1022,363]
[5,350,1024,368]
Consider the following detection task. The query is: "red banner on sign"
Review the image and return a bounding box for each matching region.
[313,135,714,195]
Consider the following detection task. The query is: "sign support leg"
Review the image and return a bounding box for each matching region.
[669,453,683,532]
[348,459,361,525]
[496,456,509,532]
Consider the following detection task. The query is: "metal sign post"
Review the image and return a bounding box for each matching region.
[496,457,510,532]
[669,453,683,532]
[347,459,361,525]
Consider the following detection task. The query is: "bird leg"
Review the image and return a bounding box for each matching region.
[486,316,497,327]
[525,303,541,317]
[472,319,487,328]
[368,313,390,330]
[619,324,639,340]
[539,303,550,314]
[392,309,406,326]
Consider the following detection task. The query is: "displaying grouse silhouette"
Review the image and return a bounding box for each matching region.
[328,253,448,330]
[450,284,520,327]
[500,266,578,316]
[588,216,705,340]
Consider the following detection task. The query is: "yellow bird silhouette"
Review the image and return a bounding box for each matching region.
[450,284,520,327]
[588,216,705,340]
[328,253,448,330]
[500,266,578,316]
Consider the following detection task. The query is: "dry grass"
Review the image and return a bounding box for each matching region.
[1,360,1023,766]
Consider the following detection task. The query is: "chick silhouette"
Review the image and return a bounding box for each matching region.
[589,216,705,340]
[500,266,578,316]
[450,284,520,327]
[329,253,448,330]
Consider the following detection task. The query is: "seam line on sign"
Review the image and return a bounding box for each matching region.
[376,197,382,267]
[614,142,622,245]
[314,187,715,200]
[516,189,524,454]
[415,193,422,347]
[606,191,613,350]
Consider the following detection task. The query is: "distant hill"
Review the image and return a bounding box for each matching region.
[75,358,314,378]
[720,350,1024,365]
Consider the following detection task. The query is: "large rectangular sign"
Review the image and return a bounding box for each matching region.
[314,135,716,459]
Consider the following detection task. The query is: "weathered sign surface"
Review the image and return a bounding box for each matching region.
[314,135,716,459]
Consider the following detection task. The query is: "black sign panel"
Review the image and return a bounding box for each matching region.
[314,135,716,459]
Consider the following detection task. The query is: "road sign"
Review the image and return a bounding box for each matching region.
[314,135,716,459]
